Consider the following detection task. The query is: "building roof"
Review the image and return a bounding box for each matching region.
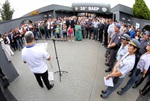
[23,4,73,17]
[110,4,133,15]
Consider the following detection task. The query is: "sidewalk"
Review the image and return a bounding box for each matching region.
[9,39,141,101]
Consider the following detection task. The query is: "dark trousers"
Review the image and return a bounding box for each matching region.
[141,80,150,95]
[34,70,51,89]
[47,29,51,38]
[108,49,117,68]
[104,32,108,46]
[99,30,103,42]
[93,28,98,40]
[134,67,150,87]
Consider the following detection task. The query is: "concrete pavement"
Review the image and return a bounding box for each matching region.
[8,39,144,101]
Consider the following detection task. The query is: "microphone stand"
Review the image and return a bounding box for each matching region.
[52,39,68,82]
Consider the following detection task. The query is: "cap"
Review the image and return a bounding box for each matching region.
[143,31,150,36]
[129,38,141,48]
[122,34,130,41]
[115,23,121,29]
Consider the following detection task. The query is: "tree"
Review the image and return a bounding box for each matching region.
[132,0,150,20]
[0,0,14,21]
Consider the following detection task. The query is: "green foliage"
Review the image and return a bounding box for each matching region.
[132,0,150,20]
[0,0,14,21]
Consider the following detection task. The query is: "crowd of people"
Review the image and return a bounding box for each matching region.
[0,15,150,99]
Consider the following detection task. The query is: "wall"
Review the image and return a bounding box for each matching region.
[131,17,150,29]
[42,11,54,19]
[55,11,74,18]
[0,14,44,34]
[112,11,120,22]
[120,12,132,24]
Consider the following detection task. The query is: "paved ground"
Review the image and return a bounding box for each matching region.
[8,39,146,101]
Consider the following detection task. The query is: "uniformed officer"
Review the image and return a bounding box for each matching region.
[128,30,150,77]
[117,41,150,95]
[116,34,130,61]
[139,30,150,55]
[100,38,141,99]
[105,23,122,72]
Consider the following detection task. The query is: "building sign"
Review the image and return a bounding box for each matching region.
[72,3,110,13]
[74,6,107,12]
[30,10,39,16]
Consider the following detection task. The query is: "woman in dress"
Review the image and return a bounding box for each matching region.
[75,21,82,41]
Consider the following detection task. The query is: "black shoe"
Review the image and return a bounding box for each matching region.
[117,91,122,95]
[48,84,54,90]
[105,63,109,66]
[100,94,107,99]
[105,68,112,72]
[40,85,44,88]
[101,90,107,94]
[132,84,138,89]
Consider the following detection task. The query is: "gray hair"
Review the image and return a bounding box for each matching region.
[25,31,34,43]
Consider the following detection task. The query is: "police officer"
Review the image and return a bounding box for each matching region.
[128,30,150,77]
[100,38,141,99]
[105,23,122,72]
[116,34,130,61]
[139,31,150,55]
[117,41,150,95]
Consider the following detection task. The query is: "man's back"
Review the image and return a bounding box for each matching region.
[22,45,49,73]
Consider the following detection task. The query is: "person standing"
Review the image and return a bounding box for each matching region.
[129,26,136,39]
[93,18,99,40]
[103,20,109,47]
[75,22,82,41]
[139,78,150,96]
[98,20,104,43]
[105,23,122,72]
[117,41,150,95]
[67,25,74,42]
[22,31,54,90]
[55,25,61,38]
[100,38,141,98]
[116,34,130,61]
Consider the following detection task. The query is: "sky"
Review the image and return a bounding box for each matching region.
[0,0,150,19]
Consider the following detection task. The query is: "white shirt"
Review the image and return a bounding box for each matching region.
[107,23,115,38]
[93,21,99,28]
[22,45,49,73]
[117,52,135,78]
[116,44,128,61]
[137,53,150,72]
[47,21,51,29]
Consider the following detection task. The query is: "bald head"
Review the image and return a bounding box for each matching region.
[25,31,34,43]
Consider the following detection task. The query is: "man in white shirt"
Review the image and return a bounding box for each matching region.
[93,18,99,40]
[22,31,54,90]
[107,19,115,44]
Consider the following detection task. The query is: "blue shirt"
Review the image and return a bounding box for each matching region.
[129,30,136,39]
